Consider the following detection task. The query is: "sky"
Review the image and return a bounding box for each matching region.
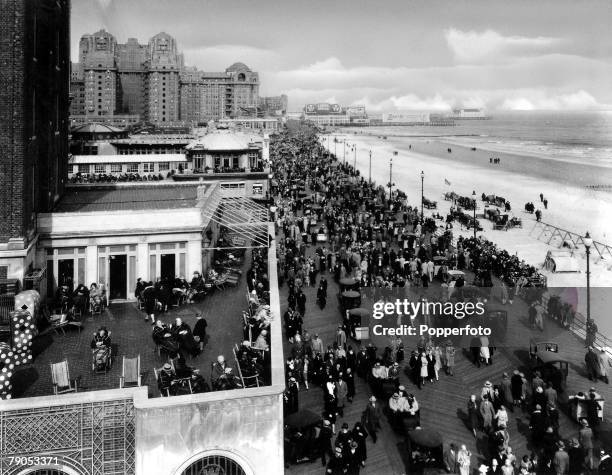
[72,0,612,112]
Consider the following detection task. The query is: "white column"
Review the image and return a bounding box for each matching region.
[187,239,202,277]
[137,243,149,281]
[86,245,98,286]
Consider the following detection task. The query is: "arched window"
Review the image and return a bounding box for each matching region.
[176,451,253,475]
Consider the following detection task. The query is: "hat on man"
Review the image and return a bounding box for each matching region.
[399,385,406,392]
[369,396,377,402]
[323,419,331,427]
[163,363,171,370]
[485,381,492,387]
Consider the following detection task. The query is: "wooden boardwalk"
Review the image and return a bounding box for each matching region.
[280,240,611,475]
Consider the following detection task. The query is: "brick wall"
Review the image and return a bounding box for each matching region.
[0,0,70,245]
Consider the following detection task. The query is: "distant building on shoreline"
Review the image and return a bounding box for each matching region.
[452,108,490,119]
[302,103,370,126]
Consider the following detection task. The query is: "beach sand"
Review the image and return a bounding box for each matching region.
[321,131,612,335]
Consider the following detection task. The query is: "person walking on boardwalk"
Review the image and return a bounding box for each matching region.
[467,394,480,438]
[457,445,471,475]
[480,395,496,434]
[599,347,611,384]
[362,396,382,443]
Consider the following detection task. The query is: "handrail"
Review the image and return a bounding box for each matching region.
[531,221,612,259]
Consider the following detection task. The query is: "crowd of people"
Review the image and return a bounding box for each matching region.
[271,124,609,474]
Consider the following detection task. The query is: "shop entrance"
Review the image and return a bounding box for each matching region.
[160,254,175,282]
[109,254,127,300]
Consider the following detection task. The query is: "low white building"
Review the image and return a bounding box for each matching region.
[37,182,269,299]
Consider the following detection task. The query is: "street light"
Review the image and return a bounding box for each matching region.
[388,156,395,201]
[353,144,357,170]
[343,139,346,165]
[369,150,372,185]
[472,190,477,240]
[420,171,425,221]
[584,231,593,324]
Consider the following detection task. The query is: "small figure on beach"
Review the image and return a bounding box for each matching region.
[543,199,548,209]
[490,158,493,164]
[540,193,544,202]
[448,148,452,153]
[535,209,542,222]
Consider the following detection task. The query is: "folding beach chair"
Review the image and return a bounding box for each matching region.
[119,355,142,388]
[50,359,78,394]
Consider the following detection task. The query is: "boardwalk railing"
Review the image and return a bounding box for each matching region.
[539,292,612,358]
[531,221,612,259]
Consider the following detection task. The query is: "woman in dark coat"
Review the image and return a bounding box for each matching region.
[467,394,480,437]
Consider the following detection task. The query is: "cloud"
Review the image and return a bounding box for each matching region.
[266,55,612,112]
[500,90,600,111]
[182,45,280,72]
[95,0,113,8]
[444,28,561,63]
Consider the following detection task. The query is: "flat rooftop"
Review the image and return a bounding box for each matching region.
[54,184,203,213]
[11,259,250,399]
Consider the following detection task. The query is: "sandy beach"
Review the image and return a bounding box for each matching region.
[322,131,612,335]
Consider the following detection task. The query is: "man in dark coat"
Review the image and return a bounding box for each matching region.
[362,396,382,443]
[585,347,602,381]
[192,313,208,351]
[171,317,199,357]
[444,443,459,473]
[296,289,306,316]
[318,419,334,466]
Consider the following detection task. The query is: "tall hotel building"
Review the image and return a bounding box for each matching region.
[70,30,260,125]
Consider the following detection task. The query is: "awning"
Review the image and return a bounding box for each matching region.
[200,186,269,248]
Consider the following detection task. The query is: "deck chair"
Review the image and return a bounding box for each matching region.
[119,355,142,388]
[233,347,261,388]
[50,360,78,394]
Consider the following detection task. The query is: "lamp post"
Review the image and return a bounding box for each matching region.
[388,156,394,201]
[353,144,357,170]
[584,231,593,324]
[343,139,346,165]
[334,135,337,159]
[369,150,372,185]
[420,170,425,222]
[472,190,477,240]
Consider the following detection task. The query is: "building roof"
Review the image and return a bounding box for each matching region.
[70,154,187,164]
[226,62,251,72]
[53,184,203,212]
[186,130,262,151]
[71,123,125,134]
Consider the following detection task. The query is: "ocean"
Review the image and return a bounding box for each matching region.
[358,111,612,168]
